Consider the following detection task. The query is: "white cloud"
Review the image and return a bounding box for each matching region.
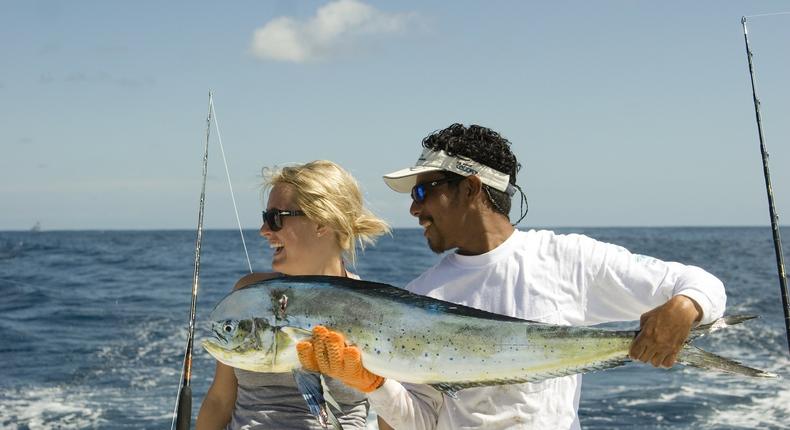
[250,0,415,63]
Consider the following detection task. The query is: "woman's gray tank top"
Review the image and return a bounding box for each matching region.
[226,368,368,430]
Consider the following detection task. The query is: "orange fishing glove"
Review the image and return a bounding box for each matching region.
[296,326,384,393]
[297,339,320,372]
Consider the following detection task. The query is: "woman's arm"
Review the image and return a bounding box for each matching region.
[196,272,284,429]
[196,362,238,430]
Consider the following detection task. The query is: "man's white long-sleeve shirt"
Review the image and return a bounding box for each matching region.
[368,229,726,430]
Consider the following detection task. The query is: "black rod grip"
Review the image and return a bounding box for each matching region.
[175,385,192,430]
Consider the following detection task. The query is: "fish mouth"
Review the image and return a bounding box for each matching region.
[201,339,279,372]
[201,339,244,364]
[202,339,228,360]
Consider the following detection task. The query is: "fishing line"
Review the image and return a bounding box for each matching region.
[744,11,790,19]
[209,97,253,273]
[170,354,187,430]
[740,16,790,355]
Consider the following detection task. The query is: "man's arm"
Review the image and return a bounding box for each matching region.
[567,235,726,368]
[367,380,444,430]
[297,326,444,430]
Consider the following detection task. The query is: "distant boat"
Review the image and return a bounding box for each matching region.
[30,221,42,232]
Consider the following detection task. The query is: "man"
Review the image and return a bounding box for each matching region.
[297,123,726,429]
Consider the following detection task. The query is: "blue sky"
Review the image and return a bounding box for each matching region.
[1,1,789,230]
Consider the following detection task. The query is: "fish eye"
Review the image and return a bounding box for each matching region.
[223,322,234,333]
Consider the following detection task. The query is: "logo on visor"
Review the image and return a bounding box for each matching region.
[455,161,478,175]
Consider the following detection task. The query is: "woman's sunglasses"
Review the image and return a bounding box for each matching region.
[411,176,464,203]
[261,209,305,231]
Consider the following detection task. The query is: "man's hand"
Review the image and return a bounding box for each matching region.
[296,326,385,393]
[629,295,702,368]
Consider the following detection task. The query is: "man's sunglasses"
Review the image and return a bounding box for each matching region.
[261,209,305,231]
[411,176,464,203]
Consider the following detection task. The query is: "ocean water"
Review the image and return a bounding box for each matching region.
[0,227,788,429]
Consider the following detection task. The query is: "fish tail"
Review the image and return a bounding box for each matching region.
[677,346,777,378]
[687,314,756,341]
[678,315,777,379]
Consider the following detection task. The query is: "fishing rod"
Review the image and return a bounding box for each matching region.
[170,92,254,428]
[741,16,790,355]
[173,91,213,430]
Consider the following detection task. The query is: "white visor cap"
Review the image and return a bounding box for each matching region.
[383,149,515,196]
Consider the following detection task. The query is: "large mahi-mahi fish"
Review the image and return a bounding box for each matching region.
[202,275,775,390]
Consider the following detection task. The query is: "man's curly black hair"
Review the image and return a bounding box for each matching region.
[422,123,521,216]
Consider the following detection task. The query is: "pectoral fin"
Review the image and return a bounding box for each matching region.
[274,326,310,354]
[292,369,343,430]
[281,326,312,339]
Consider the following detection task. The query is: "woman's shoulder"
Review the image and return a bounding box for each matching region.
[233,272,282,290]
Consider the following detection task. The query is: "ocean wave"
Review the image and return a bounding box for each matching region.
[2,228,788,429]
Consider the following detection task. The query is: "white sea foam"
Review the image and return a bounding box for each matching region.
[616,388,689,407]
[612,365,789,427]
[699,354,790,428]
[0,386,105,429]
[705,385,790,428]
[0,315,201,429]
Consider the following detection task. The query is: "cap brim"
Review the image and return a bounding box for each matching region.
[382,166,443,193]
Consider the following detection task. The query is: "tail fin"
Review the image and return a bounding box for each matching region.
[678,315,777,378]
[687,315,757,341]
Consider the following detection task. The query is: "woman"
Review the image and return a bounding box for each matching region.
[196,160,390,430]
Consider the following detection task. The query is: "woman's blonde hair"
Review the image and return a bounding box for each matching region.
[262,160,390,265]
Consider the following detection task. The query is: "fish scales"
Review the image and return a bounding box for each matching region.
[204,276,684,386]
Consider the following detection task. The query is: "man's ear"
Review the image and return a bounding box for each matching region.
[464,176,499,212]
[464,175,484,200]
